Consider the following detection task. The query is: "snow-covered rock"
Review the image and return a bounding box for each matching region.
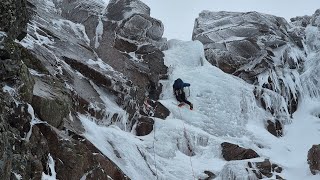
[193,10,307,128]
[1,0,167,178]
[23,0,168,133]
[3,0,320,179]
[219,159,283,179]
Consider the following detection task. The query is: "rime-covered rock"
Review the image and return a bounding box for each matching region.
[1,0,168,178]
[219,159,283,179]
[193,10,305,124]
[24,0,168,132]
[3,0,320,179]
[298,10,320,98]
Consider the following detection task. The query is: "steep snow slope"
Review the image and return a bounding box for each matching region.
[79,39,320,179]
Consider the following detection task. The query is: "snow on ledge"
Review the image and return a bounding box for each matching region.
[42,154,57,180]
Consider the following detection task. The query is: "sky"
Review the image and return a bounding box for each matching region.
[141,0,320,40]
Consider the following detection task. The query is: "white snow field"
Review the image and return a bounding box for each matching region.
[79,39,320,180]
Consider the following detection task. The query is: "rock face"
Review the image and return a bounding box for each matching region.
[37,124,129,180]
[0,0,28,39]
[193,11,304,128]
[307,144,320,175]
[32,76,71,129]
[192,9,320,180]
[1,0,168,179]
[2,0,319,178]
[24,0,168,132]
[0,0,43,178]
[221,142,260,161]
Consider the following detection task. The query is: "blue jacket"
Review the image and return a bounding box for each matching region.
[173,78,190,90]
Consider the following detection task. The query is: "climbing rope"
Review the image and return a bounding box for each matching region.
[178,108,196,180]
[150,97,195,179]
[152,120,158,179]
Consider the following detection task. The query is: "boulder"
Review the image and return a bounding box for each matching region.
[153,102,170,119]
[266,120,283,137]
[221,142,259,161]
[307,144,320,175]
[135,116,154,136]
[141,98,170,119]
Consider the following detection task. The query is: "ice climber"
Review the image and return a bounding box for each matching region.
[173,78,193,110]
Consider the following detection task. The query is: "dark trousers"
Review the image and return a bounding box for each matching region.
[175,90,191,106]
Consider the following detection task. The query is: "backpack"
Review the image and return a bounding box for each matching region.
[173,78,184,90]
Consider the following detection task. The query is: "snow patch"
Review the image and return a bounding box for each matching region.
[128,52,143,63]
[79,114,153,180]
[23,104,44,142]
[2,85,16,95]
[87,58,114,71]
[12,172,22,180]
[94,17,104,48]
[0,31,7,48]
[80,170,92,180]
[29,69,46,77]
[51,19,90,45]
[42,154,57,180]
